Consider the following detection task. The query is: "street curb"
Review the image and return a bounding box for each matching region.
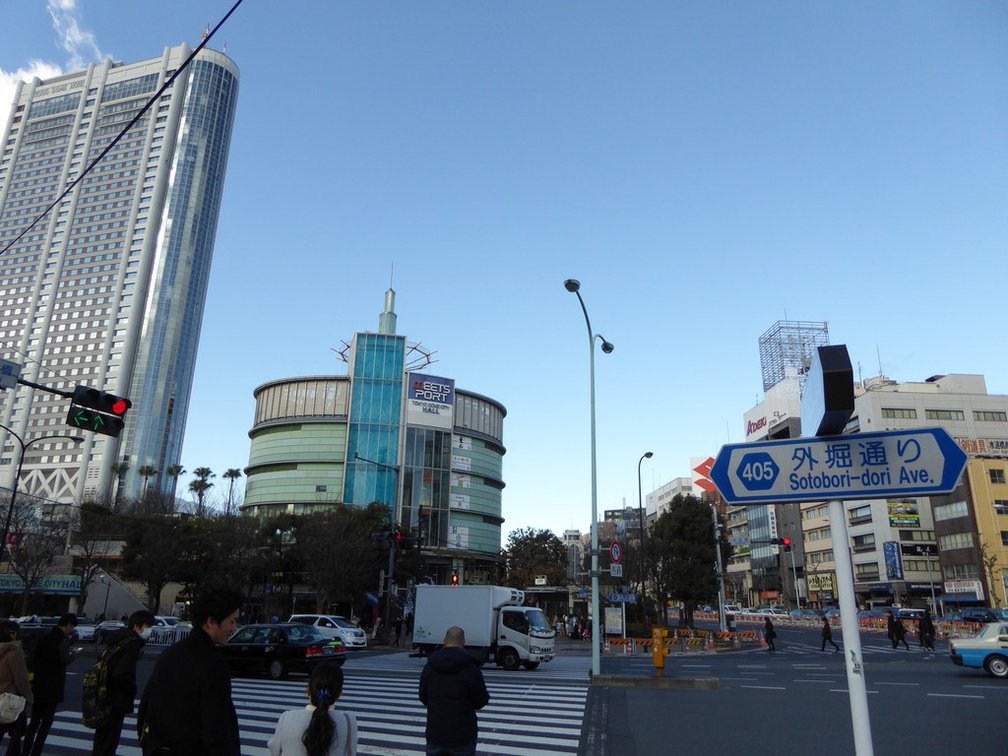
[589,675,720,689]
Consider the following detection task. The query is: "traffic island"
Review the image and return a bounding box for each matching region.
[589,674,720,690]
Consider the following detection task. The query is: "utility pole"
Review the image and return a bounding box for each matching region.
[712,505,727,631]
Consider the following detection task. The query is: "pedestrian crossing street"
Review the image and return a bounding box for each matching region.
[42,668,589,755]
[755,640,945,657]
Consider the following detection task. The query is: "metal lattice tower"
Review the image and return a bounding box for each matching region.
[758,321,829,391]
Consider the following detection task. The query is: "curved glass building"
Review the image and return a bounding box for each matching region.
[0,44,239,504]
[243,291,506,582]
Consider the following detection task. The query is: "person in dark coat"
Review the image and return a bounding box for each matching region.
[820,615,840,652]
[418,626,490,756]
[90,610,156,756]
[893,616,910,650]
[764,617,776,652]
[919,609,936,652]
[886,610,897,648]
[137,587,243,756]
[24,613,77,756]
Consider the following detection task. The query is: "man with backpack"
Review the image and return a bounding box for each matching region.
[88,610,156,756]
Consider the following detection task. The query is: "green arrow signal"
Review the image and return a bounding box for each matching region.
[71,410,90,427]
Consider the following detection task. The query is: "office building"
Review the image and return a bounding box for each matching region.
[0,44,240,504]
[242,290,507,584]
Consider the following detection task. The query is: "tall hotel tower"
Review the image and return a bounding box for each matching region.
[0,44,239,506]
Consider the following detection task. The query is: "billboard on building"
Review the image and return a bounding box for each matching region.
[956,437,1008,458]
[887,499,920,528]
[406,373,455,429]
[744,379,801,441]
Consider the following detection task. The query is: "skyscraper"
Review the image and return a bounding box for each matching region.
[0,44,239,505]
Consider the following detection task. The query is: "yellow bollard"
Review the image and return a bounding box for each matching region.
[652,627,671,677]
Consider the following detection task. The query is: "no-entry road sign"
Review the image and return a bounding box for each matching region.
[710,427,967,505]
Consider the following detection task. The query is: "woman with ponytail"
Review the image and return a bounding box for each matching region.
[268,661,357,755]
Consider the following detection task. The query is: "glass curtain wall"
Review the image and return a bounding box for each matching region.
[402,427,451,546]
[344,334,405,516]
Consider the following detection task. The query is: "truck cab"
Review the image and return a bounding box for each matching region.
[498,605,555,670]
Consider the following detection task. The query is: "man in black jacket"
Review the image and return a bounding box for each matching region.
[90,609,156,756]
[24,613,77,756]
[137,587,243,755]
[418,626,490,756]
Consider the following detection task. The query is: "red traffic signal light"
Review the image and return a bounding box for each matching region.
[67,386,132,438]
[782,537,791,546]
[450,573,459,586]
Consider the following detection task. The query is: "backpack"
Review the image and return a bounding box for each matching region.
[81,637,133,729]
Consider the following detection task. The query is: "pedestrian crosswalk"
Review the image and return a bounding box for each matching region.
[41,671,588,755]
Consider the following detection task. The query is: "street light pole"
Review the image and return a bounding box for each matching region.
[0,423,83,562]
[637,451,653,632]
[101,574,111,616]
[565,278,614,678]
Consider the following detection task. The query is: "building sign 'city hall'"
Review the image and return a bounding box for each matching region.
[406,374,455,429]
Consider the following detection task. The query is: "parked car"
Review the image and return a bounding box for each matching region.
[949,621,1008,678]
[223,623,346,679]
[288,614,368,648]
[148,616,192,643]
[723,604,743,615]
[790,609,821,619]
[74,618,98,642]
[961,608,1001,624]
[94,620,126,644]
[897,608,926,621]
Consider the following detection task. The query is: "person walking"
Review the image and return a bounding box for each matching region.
[919,609,936,652]
[0,620,33,754]
[268,661,357,755]
[418,626,489,756]
[24,613,77,756]
[764,617,776,652]
[137,587,243,755]
[893,616,910,650]
[90,610,156,756]
[820,615,840,652]
[886,610,897,649]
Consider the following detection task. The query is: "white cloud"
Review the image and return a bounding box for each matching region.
[1,2,105,118]
[47,0,105,72]
[0,60,64,119]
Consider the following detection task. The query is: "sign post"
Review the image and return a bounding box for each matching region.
[711,345,968,756]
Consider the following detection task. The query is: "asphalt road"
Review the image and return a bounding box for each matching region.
[582,623,1007,755]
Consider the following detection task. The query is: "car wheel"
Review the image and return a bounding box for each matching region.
[984,655,1008,679]
[499,648,520,671]
[268,660,286,679]
[521,661,540,670]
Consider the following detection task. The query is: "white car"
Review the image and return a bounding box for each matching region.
[288,614,368,648]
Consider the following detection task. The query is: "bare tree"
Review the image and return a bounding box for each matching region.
[7,495,70,615]
[977,539,1003,608]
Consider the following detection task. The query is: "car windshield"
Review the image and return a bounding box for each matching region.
[978,623,1008,640]
[332,618,358,629]
[525,609,553,633]
[286,625,327,643]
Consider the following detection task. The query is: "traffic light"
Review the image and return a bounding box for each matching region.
[771,537,793,552]
[450,573,459,586]
[66,386,132,437]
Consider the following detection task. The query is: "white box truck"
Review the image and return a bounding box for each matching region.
[412,585,556,670]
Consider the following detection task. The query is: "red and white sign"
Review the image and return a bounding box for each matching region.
[610,541,622,564]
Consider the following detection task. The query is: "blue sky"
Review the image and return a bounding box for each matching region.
[2,1,1006,538]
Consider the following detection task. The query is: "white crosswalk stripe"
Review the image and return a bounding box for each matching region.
[40,672,588,755]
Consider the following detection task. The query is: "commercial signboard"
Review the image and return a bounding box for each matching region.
[0,574,81,595]
[956,437,1008,459]
[945,579,984,600]
[807,572,836,593]
[887,499,920,528]
[883,541,904,580]
[406,373,455,429]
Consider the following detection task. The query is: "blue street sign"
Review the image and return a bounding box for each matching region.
[364,590,380,607]
[609,593,637,603]
[710,427,967,504]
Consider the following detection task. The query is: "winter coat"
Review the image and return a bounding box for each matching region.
[821,619,833,639]
[30,626,74,704]
[103,627,146,714]
[137,626,240,756]
[418,647,490,748]
[764,619,776,639]
[0,641,33,705]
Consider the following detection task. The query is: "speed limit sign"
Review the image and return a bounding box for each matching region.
[610,541,622,564]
